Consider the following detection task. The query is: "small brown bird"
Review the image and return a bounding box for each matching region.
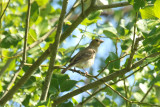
[62,39,104,74]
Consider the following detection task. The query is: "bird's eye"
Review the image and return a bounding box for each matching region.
[96,40,98,42]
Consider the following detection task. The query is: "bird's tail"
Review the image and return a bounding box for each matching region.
[61,66,70,74]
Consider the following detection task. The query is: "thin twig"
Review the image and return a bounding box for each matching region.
[96,53,129,77]
[140,84,154,102]
[81,0,84,17]
[110,57,159,86]
[75,85,106,107]
[123,78,128,107]
[1,64,23,97]
[0,0,11,20]
[104,83,159,107]
[127,12,138,69]
[94,76,160,107]
[22,0,31,63]
[64,34,84,66]
[65,0,80,20]
[115,38,118,55]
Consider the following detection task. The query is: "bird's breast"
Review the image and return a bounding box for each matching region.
[75,55,95,69]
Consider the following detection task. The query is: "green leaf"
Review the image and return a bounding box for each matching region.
[81,10,102,26]
[0,32,22,48]
[105,52,120,72]
[140,0,160,19]
[88,10,102,20]
[37,19,49,36]
[136,20,148,33]
[59,101,73,107]
[45,31,56,43]
[83,32,97,38]
[9,27,18,34]
[30,2,39,25]
[102,97,111,105]
[72,97,78,105]
[53,73,69,84]
[65,21,72,25]
[140,6,155,19]
[81,18,96,26]
[23,76,36,88]
[117,19,130,38]
[153,0,160,18]
[104,88,113,96]
[40,3,53,17]
[60,80,77,92]
[28,46,41,57]
[50,78,60,95]
[103,24,117,40]
[35,0,49,6]
[6,59,16,72]
[22,95,31,107]
[28,29,37,44]
[130,0,146,11]
[121,38,132,51]
[133,92,143,101]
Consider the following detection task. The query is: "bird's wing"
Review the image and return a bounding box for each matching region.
[69,48,96,67]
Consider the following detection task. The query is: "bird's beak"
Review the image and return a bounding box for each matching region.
[100,40,104,43]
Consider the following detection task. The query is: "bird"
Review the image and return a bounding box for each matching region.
[62,39,104,74]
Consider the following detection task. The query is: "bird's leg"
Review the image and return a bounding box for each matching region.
[82,67,88,76]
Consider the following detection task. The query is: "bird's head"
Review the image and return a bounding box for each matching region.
[89,39,104,48]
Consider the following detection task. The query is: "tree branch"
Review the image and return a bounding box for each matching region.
[0,27,56,77]
[96,53,129,77]
[60,2,130,42]
[65,0,80,20]
[0,2,131,105]
[0,0,11,20]
[40,0,68,101]
[94,2,130,10]
[140,84,154,102]
[22,0,31,63]
[52,52,160,106]
[127,12,138,69]
[75,86,106,107]
[1,0,31,98]
[0,2,130,77]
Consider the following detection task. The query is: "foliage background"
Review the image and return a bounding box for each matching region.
[0,0,160,106]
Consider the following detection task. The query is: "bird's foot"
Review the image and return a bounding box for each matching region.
[84,70,89,76]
